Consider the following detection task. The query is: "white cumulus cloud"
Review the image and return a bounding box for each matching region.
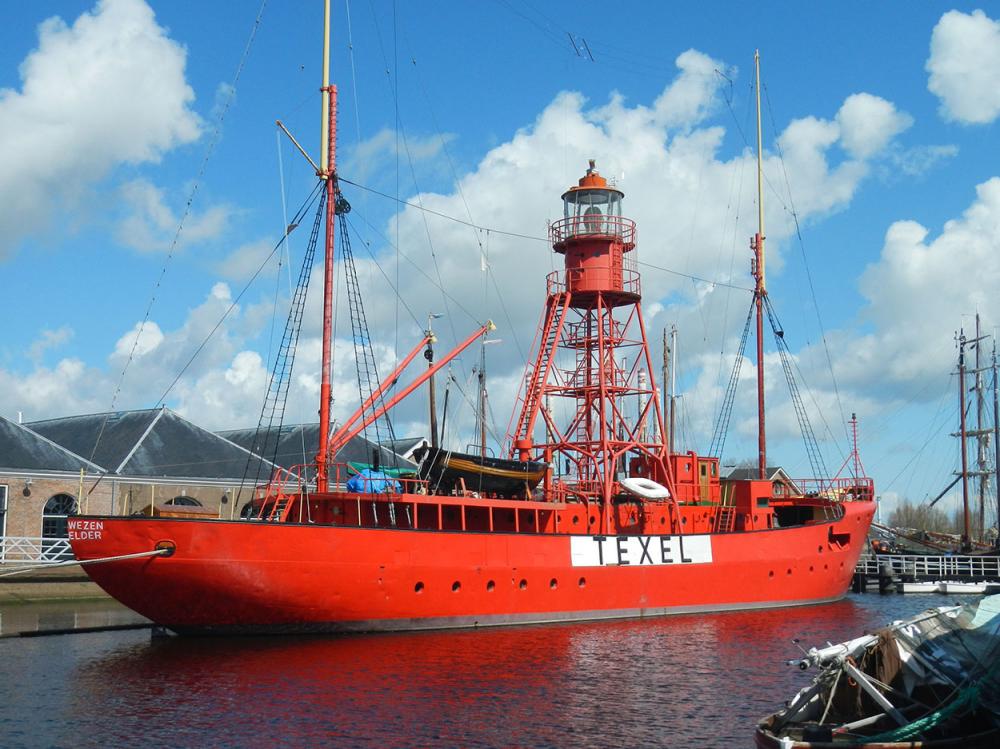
[836,93,913,159]
[0,0,202,258]
[115,178,231,252]
[927,9,1000,124]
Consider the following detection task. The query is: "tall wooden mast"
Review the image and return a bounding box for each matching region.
[316,0,338,492]
[752,50,768,480]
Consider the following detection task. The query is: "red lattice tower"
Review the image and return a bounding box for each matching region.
[506,161,673,503]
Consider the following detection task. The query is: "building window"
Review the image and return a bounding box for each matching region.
[0,484,7,541]
[42,493,78,561]
[166,496,202,507]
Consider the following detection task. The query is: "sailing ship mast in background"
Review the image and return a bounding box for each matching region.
[954,313,1000,547]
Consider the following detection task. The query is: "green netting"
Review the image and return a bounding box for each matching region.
[346,461,414,478]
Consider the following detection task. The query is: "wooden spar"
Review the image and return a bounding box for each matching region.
[327,333,432,452]
[330,322,494,457]
[320,0,330,172]
[754,49,767,480]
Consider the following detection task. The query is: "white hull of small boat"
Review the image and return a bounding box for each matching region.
[896,580,941,593]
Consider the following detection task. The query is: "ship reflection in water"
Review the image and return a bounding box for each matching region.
[0,595,963,748]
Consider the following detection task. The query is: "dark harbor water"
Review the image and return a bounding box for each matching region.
[0,594,974,748]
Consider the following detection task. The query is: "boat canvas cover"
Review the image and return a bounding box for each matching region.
[888,594,1000,705]
[345,468,401,494]
[763,595,1000,744]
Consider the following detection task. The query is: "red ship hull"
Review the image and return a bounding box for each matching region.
[69,498,874,634]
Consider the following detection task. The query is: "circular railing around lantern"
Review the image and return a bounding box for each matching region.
[545,268,641,298]
[549,215,637,248]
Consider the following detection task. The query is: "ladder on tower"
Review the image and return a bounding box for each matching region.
[508,292,571,448]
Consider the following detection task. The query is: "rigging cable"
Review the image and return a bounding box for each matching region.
[277,127,310,470]
[764,82,850,448]
[337,177,752,291]
[708,298,755,459]
[401,47,528,363]
[154,183,325,408]
[763,294,830,485]
[235,187,327,503]
[89,0,269,466]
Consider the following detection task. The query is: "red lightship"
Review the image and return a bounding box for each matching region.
[68,13,874,634]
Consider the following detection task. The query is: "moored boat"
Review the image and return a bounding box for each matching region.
[755,596,1000,748]
[67,10,875,635]
[413,445,547,498]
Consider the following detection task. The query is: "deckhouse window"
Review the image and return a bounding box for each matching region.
[0,485,7,543]
[166,496,202,507]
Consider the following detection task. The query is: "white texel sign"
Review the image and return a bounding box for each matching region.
[570,534,712,567]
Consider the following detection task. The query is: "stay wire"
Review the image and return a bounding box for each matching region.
[402,46,526,362]
[153,182,325,408]
[89,0,269,467]
[338,176,751,291]
[365,2,467,382]
[764,81,849,448]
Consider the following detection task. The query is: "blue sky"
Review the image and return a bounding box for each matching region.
[2,0,1000,522]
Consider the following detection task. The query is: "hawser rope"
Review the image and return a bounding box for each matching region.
[0,548,171,579]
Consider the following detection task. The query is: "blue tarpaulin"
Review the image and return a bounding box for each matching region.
[345,468,401,494]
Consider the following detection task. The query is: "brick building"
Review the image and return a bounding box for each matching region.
[1,408,414,563]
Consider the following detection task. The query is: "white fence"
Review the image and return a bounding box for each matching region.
[856,553,1000,579]
[0,536,75,564]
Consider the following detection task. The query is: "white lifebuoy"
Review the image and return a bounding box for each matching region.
[620,477,671,500]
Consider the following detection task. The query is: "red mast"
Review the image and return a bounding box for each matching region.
[508,160,673,505]
[752,50,768,481]
[316,0,337,493]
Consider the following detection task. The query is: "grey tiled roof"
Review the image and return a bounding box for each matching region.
[27,409,273,481]
[0,414,100,473]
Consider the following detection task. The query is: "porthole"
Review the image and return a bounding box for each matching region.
[768,570,774,578]
[578,577,586,588]
[486,580,495,592]
[550,578,558,590]
[519,579,527,590]
[415,582,425,593]
[572,515,579,525]
[452,581,461,592]
[786,568,792,575]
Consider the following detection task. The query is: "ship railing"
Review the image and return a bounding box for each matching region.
[545,268,641,297]
[787,476,875,502]
[0,536,74,564]
[327,462,429,496]
[855,553,1000,580]
[550,215,636,245]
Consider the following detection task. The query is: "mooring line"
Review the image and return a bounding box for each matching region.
[0,548,170,579]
